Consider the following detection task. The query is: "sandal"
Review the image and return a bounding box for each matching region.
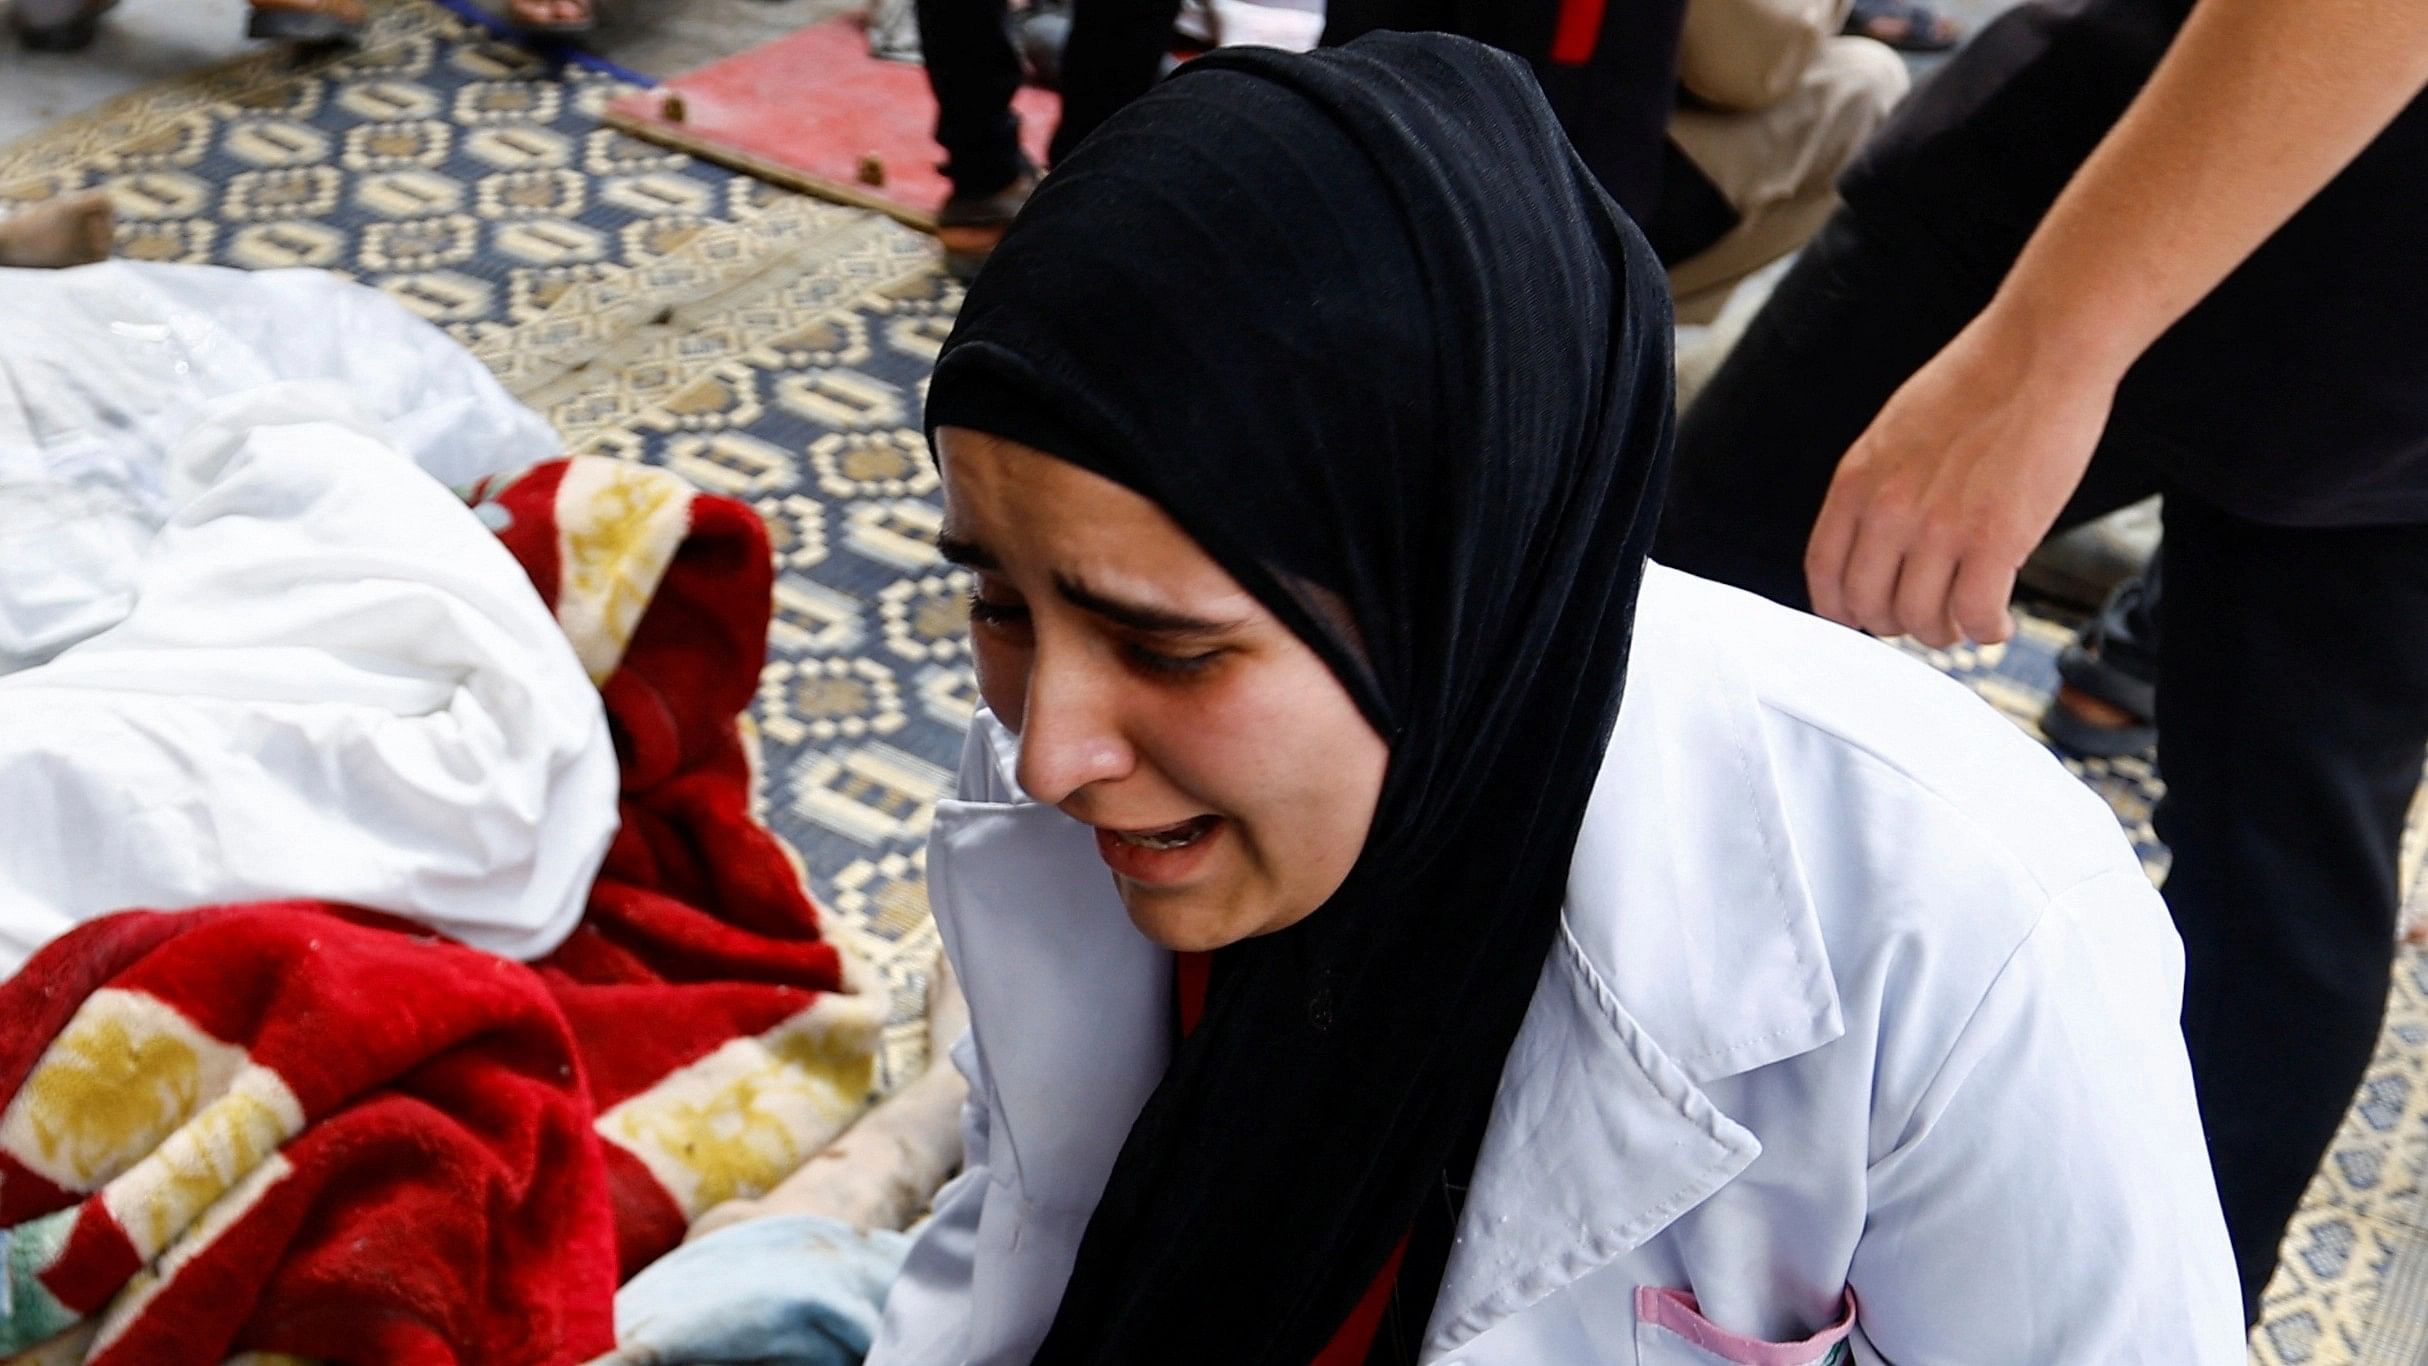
[507,0,594,38]
[1843,0,1963,52]
[936,164,1038,283]
[2040,561,2162,758]
[10,0,118,52]
[245,0,368,42]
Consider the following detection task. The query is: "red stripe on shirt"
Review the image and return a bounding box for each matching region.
[1550,0,1607,64]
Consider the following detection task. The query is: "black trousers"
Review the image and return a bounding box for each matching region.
[916,0,1687,222]
[1322,0,1688,227]
[914,0,1183,199]
[1657,206,2428,1318]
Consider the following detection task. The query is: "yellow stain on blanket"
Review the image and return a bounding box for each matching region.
[554,458,695,684]
[88,1150,298,1362]
[610,1072,814,1212]
[596,985,886,1217]
[100,1069,304,1260]
[0,990,247,1193]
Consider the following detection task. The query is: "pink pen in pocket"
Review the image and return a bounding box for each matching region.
[1632,1286,1859,1366]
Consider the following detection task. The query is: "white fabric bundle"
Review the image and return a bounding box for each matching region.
[0,263,614,974]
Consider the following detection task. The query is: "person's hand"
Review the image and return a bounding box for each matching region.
[1805,314,2121,647]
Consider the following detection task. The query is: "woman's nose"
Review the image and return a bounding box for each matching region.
[1013,650,1134,806]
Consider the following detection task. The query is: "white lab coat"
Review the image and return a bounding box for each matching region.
[869,565,2245,1365]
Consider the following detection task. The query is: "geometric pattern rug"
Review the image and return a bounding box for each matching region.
[3,9,2422,1358]
[0,2,769,352]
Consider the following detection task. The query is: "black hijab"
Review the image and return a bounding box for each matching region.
[924,33,1675,1364]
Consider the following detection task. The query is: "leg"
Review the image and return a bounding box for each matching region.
[1047,0,1187,166]
[1656,205,2162,610]
[916,0,1028,199]
[2154,497,2428,1318]
[1518,0,1691,225]
[1666,35,1909,322]
[1322,0,1686,222]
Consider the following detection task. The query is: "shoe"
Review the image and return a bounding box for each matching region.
[936,167,1038,282]
[2040,564,2161,758]
[10,0,117,51]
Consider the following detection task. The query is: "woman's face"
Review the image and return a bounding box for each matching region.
[937,427,1388,952]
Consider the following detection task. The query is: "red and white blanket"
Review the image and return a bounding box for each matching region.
[0,458,883,1364]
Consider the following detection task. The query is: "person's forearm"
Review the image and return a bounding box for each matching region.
[1980,0,2428,384]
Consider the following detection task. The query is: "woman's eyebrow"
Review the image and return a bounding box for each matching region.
[938,533,1241,635]
[1056,574,1244,637]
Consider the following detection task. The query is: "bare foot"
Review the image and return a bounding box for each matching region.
[0,192,115,269]
[1845,0,1962,51]
[506,0,590,29]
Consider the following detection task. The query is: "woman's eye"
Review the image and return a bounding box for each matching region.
[966,591,1031,630]
[1123,641,1224,677]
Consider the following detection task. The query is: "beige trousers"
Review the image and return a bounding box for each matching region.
[1667,34,1908,323]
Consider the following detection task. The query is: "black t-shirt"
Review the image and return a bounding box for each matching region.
[1841,0,2428,528]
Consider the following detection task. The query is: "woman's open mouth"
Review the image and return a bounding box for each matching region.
[1094,815,1225,884]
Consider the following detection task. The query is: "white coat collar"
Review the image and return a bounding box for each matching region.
[925,566,1844,1354]
[1421,563,1845,1354]
[1556,564,1845,1085]
[927,716,1171,1223]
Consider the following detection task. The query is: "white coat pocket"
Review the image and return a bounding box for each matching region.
[1632,1287,1856,1366]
